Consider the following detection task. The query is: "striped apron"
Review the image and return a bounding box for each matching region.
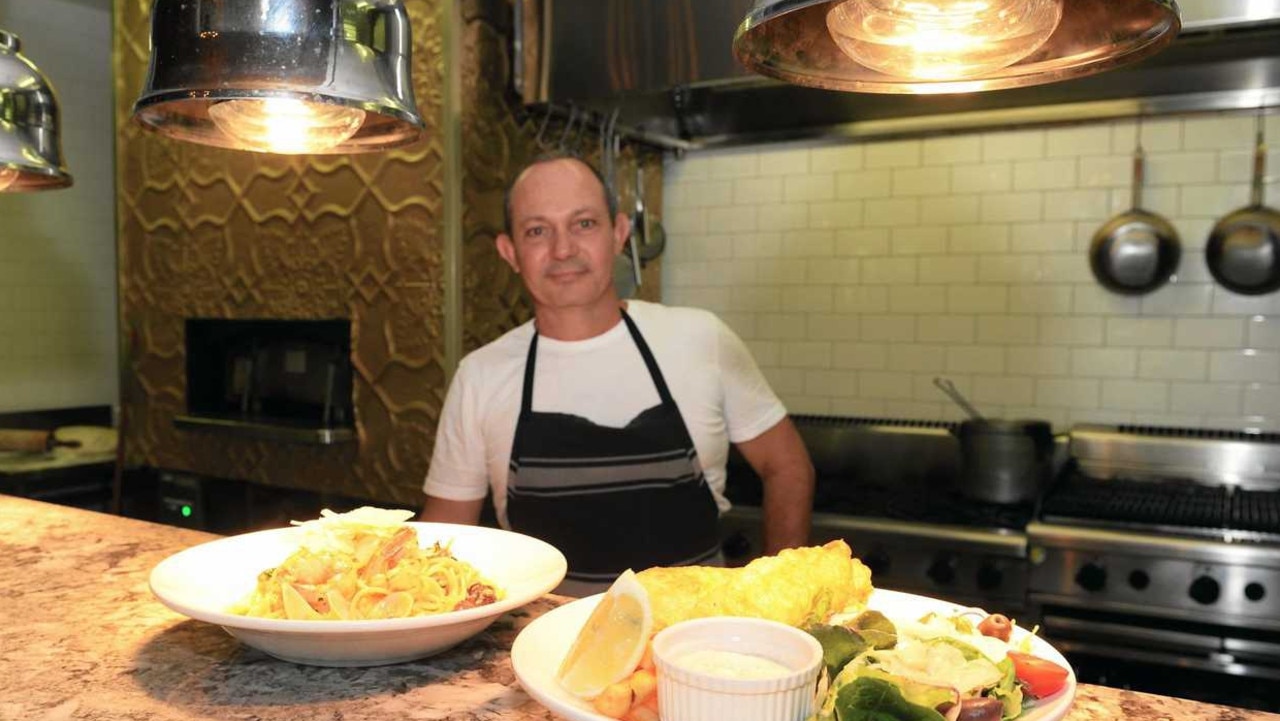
[506,310,722,589]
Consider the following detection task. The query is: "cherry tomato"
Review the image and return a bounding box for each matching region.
[1007,651,1070,698]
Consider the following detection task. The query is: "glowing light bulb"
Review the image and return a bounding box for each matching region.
[0,166,19,191]
[207,98,366,154]
[826,0,1063,81]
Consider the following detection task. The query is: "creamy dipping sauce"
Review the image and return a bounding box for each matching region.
[676,649,792,679]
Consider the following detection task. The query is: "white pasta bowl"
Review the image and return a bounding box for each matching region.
[149,521,567,667]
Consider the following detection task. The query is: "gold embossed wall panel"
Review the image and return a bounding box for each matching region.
[461,0,533,350]
[460,0,663,355]
[114,0,448,505]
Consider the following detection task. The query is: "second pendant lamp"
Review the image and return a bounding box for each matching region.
[0,29,72,191]
[132,0,424,155]
[734,0,1182,94]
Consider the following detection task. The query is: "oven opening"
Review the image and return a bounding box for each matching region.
[177,318,356,444]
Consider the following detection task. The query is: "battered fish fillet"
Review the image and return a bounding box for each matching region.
[635,540,873,632]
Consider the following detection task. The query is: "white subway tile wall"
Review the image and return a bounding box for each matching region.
[0,0,117,412]
[663,111,1280,430]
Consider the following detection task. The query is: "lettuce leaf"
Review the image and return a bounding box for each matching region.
[832,676,952,721]
[809,624,874,678]
[988,657,1025,720]
[848,610,898,650]
[809,612,899,678]
[854,640,1003,696]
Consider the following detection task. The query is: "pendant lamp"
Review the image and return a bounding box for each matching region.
[132,0,424,154]
[734,0,1181,94]
[0,30,72,191]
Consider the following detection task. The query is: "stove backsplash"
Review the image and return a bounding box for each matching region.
[663,109,1280,433]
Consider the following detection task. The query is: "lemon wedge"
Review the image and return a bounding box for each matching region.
[556,569,653,699]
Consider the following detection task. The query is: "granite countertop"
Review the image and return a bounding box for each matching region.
[0,494,1275,721]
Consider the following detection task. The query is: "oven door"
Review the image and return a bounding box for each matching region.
[1035,602,1280,711]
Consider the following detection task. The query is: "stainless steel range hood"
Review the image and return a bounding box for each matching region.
[522,0,1280,150]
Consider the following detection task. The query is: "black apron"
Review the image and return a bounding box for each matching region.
[506,310,721,585]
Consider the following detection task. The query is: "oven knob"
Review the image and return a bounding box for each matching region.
[976,563,1003,591]
[1189,576,1220,605]
[1128,570,1150,591]
[1246,583,1266,602]
[927,554,957,586]
[864,550,891,578]
[1075,563,1107,592]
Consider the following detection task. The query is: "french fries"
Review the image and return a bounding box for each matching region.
[592,642,659,719]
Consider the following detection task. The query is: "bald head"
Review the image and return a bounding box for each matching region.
[503,152,618,234]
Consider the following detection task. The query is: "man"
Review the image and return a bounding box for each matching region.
[420,151,814,594]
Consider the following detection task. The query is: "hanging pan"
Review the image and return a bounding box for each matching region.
[1089,117,1181,295]
[1206,107,1280,296]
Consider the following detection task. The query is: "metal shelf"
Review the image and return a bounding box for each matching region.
[173,415,355,445]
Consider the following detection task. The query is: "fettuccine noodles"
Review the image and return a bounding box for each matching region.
[234,507,502,621]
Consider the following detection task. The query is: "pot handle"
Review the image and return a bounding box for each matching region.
[932,377,984,421]
[1251,106,1267,208]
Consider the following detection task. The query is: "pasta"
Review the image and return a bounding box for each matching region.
[234,507,502,621]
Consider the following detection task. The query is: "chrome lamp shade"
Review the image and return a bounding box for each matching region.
[734,0,1182,94]
[0,30,72,192]
[132,0,424,154]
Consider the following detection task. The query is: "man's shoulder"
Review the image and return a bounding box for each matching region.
[629,300,723,335]
[458,320,535,374]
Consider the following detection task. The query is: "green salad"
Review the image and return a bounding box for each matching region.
[806,610,1070,721]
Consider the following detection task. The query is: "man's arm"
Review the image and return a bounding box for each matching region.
[733,417,814,555]
[419,495,485,524]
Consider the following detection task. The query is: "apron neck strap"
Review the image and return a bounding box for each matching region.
[620,308,676,406]
[520,307,675,418]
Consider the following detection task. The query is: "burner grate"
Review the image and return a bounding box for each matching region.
[816,478,1033,530]
[1042,473,1280,535]
[1114,423,1280,443]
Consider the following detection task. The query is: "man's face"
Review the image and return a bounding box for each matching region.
[497,159,630,312]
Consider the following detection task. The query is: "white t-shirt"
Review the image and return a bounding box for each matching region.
[423,300,787,528]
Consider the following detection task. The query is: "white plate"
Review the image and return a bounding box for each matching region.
[512,588,1076,721]
[150,522,567,667]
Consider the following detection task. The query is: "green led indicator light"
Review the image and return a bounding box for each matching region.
[181,505,192,518]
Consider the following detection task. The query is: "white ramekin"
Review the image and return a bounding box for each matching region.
[651,616,824,721]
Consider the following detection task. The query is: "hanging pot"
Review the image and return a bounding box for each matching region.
[602,110,639,299]
[634,156,667,263]
[1206,108,1280,295]
[1089,118,1180,295]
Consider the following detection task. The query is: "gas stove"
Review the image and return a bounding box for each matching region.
[1042,471,1280,540]
[814,478,1036,531]
[722,415,1035,616]
[1028,424,1280,705]
[722,417,1280,709]
[1031,424,1280,620]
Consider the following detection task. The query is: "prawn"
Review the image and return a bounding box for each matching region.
[358,527,416,582]
[286,549,337,585]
